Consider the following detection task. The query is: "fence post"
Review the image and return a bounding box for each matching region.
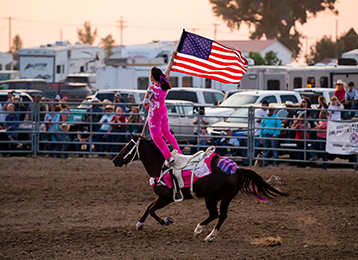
[248,106,254,166]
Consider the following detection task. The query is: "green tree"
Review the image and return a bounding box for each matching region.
[77,21,98,45]
[306,28,358,64]
[209,0,338,59]
[249,51,282,65]
[99,34,115,58]
[11,34,23,53]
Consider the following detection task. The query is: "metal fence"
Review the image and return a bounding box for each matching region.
[1,101,357,169]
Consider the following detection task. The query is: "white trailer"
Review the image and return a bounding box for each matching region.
[18,41,104,83]
[0,52,14,70]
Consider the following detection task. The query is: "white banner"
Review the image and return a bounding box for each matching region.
[326,121,358,154]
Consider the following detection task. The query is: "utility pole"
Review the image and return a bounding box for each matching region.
[60,28,63,41]
[116,16,127,46]
[8,17,12,52]
[213,23,219,40]
[335,19,338,58]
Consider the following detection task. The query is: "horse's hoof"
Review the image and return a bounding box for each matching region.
[136,221,145,230]
[194,224,203,236]
[164,217,175,225]
[204,229,218,242]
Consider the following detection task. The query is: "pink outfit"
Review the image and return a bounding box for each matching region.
[147,84,181,160]
[317,121,327,139]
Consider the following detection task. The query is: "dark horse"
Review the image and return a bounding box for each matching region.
[113,135,287,242]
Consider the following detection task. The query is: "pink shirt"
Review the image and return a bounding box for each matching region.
[317,121,327,139]
[148,84,167,105]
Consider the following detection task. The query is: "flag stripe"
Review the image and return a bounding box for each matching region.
[172,31,248,84]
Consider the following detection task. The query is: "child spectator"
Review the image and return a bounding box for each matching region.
[44,103,60,156]
[328,96,344,120]
[309,111,328,170]
[126,106,143,137]
[5,103,19,143]
[190,127,212,154]
[109,106,127,158]
[291,112,310,168]
[59,103,71,122]
[56,123,71,158]
[73,116,91,157]
[93,105,115,152]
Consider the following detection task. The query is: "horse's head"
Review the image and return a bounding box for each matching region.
[112,134,140,167]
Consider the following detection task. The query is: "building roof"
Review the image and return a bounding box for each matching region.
[217,39,278,52]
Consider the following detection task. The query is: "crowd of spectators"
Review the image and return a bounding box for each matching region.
[0,91,143,158]
[1,79,357,166]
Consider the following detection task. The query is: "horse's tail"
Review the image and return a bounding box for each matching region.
[235,168,288,201]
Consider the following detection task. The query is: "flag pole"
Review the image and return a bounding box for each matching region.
[176,29,187,52]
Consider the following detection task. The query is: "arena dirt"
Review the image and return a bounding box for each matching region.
[0,157,357,259]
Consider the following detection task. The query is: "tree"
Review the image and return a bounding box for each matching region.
[11,34,23,53]
[99,34,115,58]
[209,0,338,59]
[249,51,282,65]
[306,28,358,64]
[77,21,98,45]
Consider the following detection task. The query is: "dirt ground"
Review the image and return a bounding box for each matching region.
[0,157,358,260]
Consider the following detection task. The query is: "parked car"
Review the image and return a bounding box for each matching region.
[57,82,93,102]
[166,88,224,107]
[64,73,97,91]
[0,79,57,99]
[77,89,147,109]
[0,70,21,81]
[222,89,241,102]
[166,100,195,141]
[205,90,302,124]
[294,88,335,107]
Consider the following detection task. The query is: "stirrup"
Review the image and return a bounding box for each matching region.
[173,189,184,202]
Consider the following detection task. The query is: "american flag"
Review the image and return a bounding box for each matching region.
[172,30,248,84]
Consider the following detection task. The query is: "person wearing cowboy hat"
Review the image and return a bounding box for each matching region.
[11,95,27,121]
[85,97,103,132]
[334,79,346,103]
[93,104,115,153]
[56,123,71,158]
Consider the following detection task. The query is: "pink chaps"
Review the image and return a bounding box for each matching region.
[148,106,182,160]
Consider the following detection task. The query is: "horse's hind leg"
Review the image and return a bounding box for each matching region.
[194,197,219,237]
[204,196,234,242]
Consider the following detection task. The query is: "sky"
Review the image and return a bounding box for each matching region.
[1,0,358,63]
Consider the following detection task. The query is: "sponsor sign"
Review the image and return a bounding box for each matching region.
[326,121,358,154]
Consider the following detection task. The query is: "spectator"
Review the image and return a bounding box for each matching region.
[11,95,27,121]
[126,92,136,112]
[5,103,19,143]
[2,91,15,112]
[24,94,47,122]
[102,99,112,110]
[328,96,344,120]
[93,104,115,153]
[126,106,143,139]
[312,95,329,120]
[56,123,71,158]
[215,128,241,157]
[52,94,61,110]
[192,107,209,135]
[260,105,281,167]
[113,93,127,113]
[86,97,103,133]
[44,103,61,156]
[191,127,212,154]
[343,81,358,119]
[73,116,91,157]
[254,100,269,156]
[59,102,71,122]
[334,79,346,103]
[309,111,328,170]
[291,112,310,168]
[109,106,127,158]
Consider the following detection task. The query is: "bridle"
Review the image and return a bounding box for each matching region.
[122,138,141,168]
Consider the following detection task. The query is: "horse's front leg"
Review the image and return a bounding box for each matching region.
[136,200,156,230]
[149,196,174,225]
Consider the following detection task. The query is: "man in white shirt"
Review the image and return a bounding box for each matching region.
[254,100,269,154]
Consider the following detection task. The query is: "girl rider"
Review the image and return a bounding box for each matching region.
[143,51,182,169]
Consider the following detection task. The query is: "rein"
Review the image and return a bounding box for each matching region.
[123,138,140,168]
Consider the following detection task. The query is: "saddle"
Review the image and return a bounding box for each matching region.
[161,146,216,202]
